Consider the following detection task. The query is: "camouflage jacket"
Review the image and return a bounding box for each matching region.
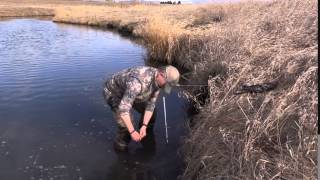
[104,66,160,116]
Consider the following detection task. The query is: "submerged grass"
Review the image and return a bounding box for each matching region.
[0,0,318,179]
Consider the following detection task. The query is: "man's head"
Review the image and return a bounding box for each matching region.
[156,65,180,94]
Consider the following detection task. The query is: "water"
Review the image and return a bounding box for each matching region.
[0,19,189,180]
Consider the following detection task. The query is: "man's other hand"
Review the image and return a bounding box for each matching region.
[139,126,147,139]
[130,131,141,142]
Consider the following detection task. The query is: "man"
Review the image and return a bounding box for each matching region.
[103,65,180,151]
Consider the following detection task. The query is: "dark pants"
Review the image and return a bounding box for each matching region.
[103,90,157,151]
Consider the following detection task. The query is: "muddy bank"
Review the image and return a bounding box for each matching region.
[0,0,318,179]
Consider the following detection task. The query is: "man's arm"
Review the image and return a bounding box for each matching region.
[139,90,160,138]
[118,78,142,142]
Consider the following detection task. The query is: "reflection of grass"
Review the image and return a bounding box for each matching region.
[0,0,318,179]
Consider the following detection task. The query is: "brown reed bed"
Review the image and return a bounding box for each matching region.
[179,1,318,179]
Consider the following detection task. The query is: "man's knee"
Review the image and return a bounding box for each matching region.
[114,126,130,152]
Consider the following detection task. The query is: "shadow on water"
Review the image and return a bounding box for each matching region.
[0,18,190,180]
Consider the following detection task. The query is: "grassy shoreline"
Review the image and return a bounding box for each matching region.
[0,0,317,179]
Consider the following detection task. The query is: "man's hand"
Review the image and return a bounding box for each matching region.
[130,131,141,142]
[139,126,147,139]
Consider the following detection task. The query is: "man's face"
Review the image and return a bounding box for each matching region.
[156,72,166,88]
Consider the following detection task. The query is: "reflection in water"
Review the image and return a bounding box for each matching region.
[106,99,158,179]
[106,142,157,180]
[0,18,188,180]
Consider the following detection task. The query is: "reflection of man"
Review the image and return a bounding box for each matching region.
[103,65,180,151]
[106,149,158,179]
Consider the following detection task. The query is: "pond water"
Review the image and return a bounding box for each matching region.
[0,19,189,180]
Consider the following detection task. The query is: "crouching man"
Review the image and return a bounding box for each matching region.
[103,65,180,152]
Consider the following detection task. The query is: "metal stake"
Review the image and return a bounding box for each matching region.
[163,96,169,144]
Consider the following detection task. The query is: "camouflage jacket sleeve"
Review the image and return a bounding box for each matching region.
[118,78,142,116]
[145,89,160,112]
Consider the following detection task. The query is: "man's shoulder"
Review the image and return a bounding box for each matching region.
[129,66,157,73]
[108,66,156,85]
[128,66,157,79]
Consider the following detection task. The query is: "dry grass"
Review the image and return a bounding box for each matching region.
[52,4,195,31]
[181,1,318,179]
[0,0,317,179]
[191,5,226,26]
[0,5,54,17]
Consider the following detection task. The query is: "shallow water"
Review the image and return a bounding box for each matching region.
[0,19,189,180]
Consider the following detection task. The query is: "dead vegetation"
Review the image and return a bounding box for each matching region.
[191,6,226,26]
[0,7,54,17]
[180,1,318,179]
[0,0,317,179]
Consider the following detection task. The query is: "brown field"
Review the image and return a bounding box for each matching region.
[0,0,317,179]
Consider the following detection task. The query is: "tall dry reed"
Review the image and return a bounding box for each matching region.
[180,0,317,179]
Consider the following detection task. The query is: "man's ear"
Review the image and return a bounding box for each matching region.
[159,71,165,78]
[155,72,160,79]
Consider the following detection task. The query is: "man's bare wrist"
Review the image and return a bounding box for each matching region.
[129,129,135,134]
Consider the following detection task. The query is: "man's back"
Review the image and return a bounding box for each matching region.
[105,66,159,103]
